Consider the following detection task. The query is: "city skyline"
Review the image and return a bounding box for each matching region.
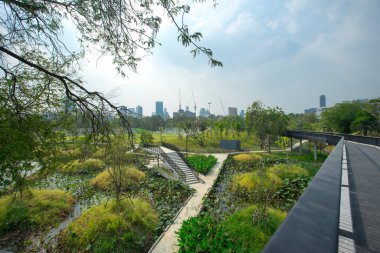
[74,0,380,116]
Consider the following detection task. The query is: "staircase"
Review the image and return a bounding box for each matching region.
[142,144,200,185]
[166,151,199,184]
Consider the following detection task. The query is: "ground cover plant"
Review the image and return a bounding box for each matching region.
[58,198,158,253]
[186,154,217,175]
[0,189,74,249]
[59,158,105,174]
[178,149,327,252]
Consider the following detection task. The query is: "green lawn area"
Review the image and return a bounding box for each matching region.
[150,132,264,153]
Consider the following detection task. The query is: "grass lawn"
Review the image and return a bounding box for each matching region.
[149,132,265,153]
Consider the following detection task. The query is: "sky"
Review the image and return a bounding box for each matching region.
[74,0,380,116]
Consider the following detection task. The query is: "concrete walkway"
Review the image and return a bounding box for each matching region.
[150,153,228,253]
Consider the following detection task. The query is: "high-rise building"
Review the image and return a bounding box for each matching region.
[199,108,207,117]
[155,101,164,119]
[304,108,317,114]
[136,105,143,116]
[228,107,238,116]
[240,110,245,117]
[320,95,326,108]
[128,107,135,113]
[164,108,170,120]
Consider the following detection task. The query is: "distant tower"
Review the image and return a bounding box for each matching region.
[136,105,143,116]
[155,101,164,119]
[320,95,326,108]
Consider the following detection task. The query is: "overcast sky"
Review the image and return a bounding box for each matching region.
[76,0,380,116]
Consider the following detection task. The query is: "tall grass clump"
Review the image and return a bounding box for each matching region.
[60,158,105,174]
[60,198,158,252]
[268,164,308,179]
[0,189,74,235]
[91,166,145,191]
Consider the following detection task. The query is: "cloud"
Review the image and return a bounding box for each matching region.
[71,0,380,115]
[225,12,258,35]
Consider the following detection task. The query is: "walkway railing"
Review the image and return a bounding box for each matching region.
[286,130,380,146]
[262,138,344,253]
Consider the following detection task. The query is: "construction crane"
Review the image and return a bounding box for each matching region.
[191,90,196,117]
[220,98,225,115]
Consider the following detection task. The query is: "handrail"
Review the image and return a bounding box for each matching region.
[162,142,202,183]
[143,143,186,181]
[262,138,344,253]
[286,130,380,147]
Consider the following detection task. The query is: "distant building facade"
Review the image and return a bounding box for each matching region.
[240,110,245,117]
[155,101,164,119]
[164,108,170,120]
[173,106,195,119]
[304,107,317,114]
[228,107,238,116]
[136,105,143,116]
[320,95,326,108]
[199,108,207,117]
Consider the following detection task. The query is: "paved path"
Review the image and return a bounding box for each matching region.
[150,153,228,253]
[346,142,380,253]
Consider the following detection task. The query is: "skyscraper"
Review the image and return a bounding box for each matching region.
[155,101,164,119]
[320,95,326,108]
[136,105,143,116]
[228,107,238,116]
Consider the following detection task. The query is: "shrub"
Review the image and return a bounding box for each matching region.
[233,153,262,163]
[222,205,286,253]
[60,158,105,174]
[0,189,74,235]
[177,215,234,253]
[231,171,281,193]
[186,154,217,175]
[91,166,145,191]
[268,164,308,179]
[273,175,312,211]
[60,198,158,252]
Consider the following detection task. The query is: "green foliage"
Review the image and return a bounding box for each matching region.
[61,198,158,252]
[222,205,286,253]
[0,189,74,235]
[186,154,217,175]
[0,111,63,195]
[139,130,154,146]
[177,215,234,253]
[232,153,263,169]
[231,171,281,193]
[287,113,320,131]
[60,158,105,174]
[91,166,145,191]
[321,100,379,135]
[144,170,192,233]
[273,175,312,211]
[245,101,288,152]
[267,164,308,179]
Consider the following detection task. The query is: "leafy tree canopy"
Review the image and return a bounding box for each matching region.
[0,0,222,140]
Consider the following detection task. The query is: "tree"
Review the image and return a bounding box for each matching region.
[351,111,377,136]
[104,135,132,211]
[275,136,290,162]
[321,101,363,133]
[0,110,63,197]
[246,101,288,152]
[1,0,222,191]
[1,1,221,135]
[140,130,154,146]
[321,100,380,135]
